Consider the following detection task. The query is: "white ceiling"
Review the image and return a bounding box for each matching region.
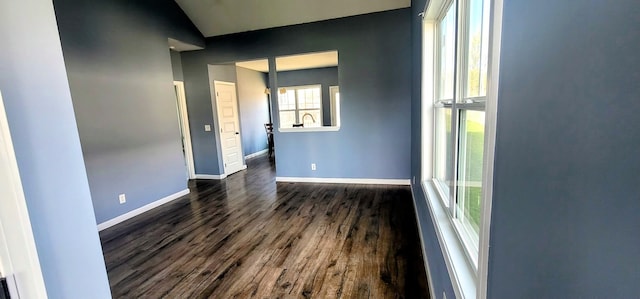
[175,0,411,37]
[236,51,338,73]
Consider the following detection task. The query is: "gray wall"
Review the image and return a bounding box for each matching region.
[410,0,640,298]
[203,64,238,174]
[409,0,457,297]
[0,0,111,297]
[236,67,270,156]
[277,67,339,126]
[170,49,184,81]
[53,0,205,223]
[182,9,412,179]
[488,1,640,297]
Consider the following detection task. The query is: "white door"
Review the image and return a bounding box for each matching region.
[214,81,245,175]
[0,91,48,298]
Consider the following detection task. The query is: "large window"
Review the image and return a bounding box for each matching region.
[431,0,491,266]
[422,0,499,296]
[278,85,322,128]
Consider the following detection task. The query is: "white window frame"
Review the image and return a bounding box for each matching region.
[420,0,503,298]
[329,85,340,127]
[277,84,323,128]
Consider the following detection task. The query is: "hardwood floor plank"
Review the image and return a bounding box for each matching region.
[100,155,429,298]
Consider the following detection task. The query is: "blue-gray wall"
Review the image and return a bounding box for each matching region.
[0,0,111,297]
[170,49,184,81]
[410,0,640,298]
[236,66,270,157]
[53,0,205,223]
[488,1,640,297]
[182,9,412,179]
[277,67,339,126]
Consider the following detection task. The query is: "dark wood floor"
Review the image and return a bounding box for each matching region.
[100,155,429,298]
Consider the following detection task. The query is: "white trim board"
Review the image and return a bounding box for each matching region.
[97,189,190,231]
[194,165,247,180]
[194,174,227,180]
[276,177,410,185]
[477,0,503,297]
[245,149,268,160]
[422,181,476,299]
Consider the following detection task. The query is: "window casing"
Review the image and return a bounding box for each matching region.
[431,0,491,268]
[278,85,322,128]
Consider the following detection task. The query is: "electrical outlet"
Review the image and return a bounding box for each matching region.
[311,163,316,171]
[118,194,126,204]
[204,125,212,132]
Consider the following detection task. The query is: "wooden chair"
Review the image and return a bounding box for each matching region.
[264,123,274,158]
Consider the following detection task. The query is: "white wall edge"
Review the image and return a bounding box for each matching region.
[410,185,437,299]
[97,189,190,231]
[279,126,340,133]
[173,81,196,179]
[276,177,410,185]
[245,149,268,160]
[0,90,48,298]
[194,174,227,180]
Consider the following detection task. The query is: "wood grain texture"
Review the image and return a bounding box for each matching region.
[100,155,429,298]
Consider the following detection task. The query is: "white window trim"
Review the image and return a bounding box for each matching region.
[420,0,503,298]
[329,85,340,127]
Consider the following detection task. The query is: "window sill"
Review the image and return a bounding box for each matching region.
[278,126,340,133]
[421,180,477,299]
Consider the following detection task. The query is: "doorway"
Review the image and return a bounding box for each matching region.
[213,81,245,176]
[173,81,196,179]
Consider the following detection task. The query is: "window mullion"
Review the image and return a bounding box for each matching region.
[448,0,462,215]
[294,91,300,123]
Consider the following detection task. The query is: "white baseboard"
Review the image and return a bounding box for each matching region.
[194,174,227,180]
[97,189,190,231]
[245,149,268,159]
[275,177,411,185]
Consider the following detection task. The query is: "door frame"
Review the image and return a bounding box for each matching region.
[213,80,246,176]
[0,90,48,298]
[173,81,196,179]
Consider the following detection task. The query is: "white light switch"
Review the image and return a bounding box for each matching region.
[204,125,211,131]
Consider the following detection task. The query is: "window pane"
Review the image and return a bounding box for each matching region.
[438,1,456,101]
[297,87,321,109]
[456,109,485,237]
[279,111,296,128]
[465,0,490,98]
[298,110,321,128]
[278,90,296,110]
[434,107,453,200]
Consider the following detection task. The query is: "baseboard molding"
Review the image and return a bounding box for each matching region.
[194,174,227,180]
[97,189,190,231]
[275,177,411,185]
[245,149,268,160]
